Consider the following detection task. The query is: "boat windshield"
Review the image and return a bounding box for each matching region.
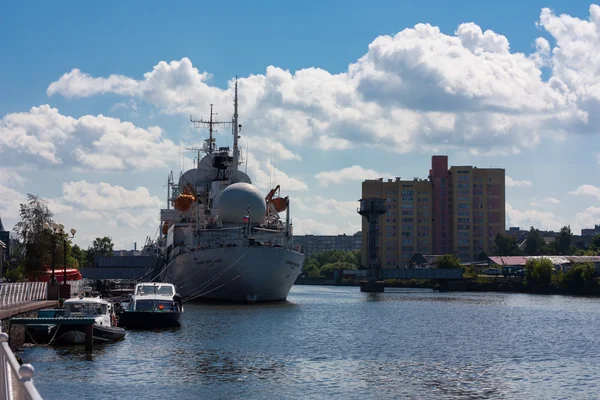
[136,285,174,296]
[134,300,180,312]
[65,302,107,316]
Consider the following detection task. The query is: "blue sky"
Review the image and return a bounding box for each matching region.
[1,0,599,249]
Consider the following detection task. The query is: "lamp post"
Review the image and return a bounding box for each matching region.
[43,222,76,300]
[62,228,76,283]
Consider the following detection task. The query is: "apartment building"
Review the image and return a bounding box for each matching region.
[362,155,505,265]
[294,232,362,258]
[362,177,432,267]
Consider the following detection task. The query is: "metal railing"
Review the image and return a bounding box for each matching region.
[0,331,42,400]
[0,284,47,309]
[0,280,85,309]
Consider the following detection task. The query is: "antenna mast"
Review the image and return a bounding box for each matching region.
[232,77,242,173]
[190,104,231,154]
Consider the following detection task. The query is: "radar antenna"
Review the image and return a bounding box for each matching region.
[190,105,232,154]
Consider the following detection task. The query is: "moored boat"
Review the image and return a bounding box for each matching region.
[118,282,183,329]
[54,288,126,344]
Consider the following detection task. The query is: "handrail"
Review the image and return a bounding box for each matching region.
[0,283,48,309]
[0,332,43,400]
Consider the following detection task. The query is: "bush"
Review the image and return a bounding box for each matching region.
[524,258,553,288]
[562,262,596,292]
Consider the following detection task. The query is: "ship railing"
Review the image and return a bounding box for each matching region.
[0,329,43,400]
[0,282,48,309]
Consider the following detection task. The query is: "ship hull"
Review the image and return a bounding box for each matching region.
[160,246,304,303]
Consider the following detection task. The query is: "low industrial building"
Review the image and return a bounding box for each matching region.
[294,232,361,258]
[489,255,600,273]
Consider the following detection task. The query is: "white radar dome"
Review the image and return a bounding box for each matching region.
[218,183,266,224]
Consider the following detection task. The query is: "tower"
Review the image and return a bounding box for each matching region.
[358,198,386,292]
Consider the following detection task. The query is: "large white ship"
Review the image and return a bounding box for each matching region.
[152,81,305,302]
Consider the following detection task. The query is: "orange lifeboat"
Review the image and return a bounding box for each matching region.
[265,185,288,212]
[173,183,197,212]
[162,221,170,235]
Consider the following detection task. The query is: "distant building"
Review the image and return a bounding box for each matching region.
[0,240,5,278]
[362,155,505,265]
[294,232,361,258]
[582,225,600,237]
[0,217,9,263]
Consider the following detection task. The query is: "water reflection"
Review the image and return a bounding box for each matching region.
[18,286,600,400]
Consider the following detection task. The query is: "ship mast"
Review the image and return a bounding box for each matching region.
[190,105,231,154]
[232,78,242,173]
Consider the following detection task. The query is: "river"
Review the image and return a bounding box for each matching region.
[19,285,600,399]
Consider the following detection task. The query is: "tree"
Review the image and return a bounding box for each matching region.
[434,254,461,269]
[524,227,545,256]
[524,258,554,288]
[91,237,114,256]
[561,262,595,292]
[590,235,600,251]
[12,194,54,276]
[70,244,86,269]
[85,237,114,268]
[554,226,573,255]
[301,249,361,277]
[494,234,521,256]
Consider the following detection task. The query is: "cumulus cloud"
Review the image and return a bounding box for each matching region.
[505,176,533,188]
[0,105,178,170]
[46,5,600,155]
[61,180,163,210]
[296,196,359,218]
[315,165,391,187]
[244,151,307,192]
[575,206,600,234]
[569,184,600,200]
[292,218,342,235]
[0,184,26,224]
[0,169,27,187]
[506,202,565,231]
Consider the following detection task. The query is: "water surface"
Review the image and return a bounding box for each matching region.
[20,286,600,399]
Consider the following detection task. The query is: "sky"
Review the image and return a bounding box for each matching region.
[1,0,600,249]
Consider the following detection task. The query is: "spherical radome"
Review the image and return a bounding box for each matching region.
[218,183,266,224]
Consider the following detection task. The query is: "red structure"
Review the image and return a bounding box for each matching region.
[29,268,82,283]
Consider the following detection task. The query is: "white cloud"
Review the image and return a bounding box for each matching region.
[569,184,600,200]
[61,181,163,211]
[245,151,308,192]
[47,5,600,155]
[0,184,26,224]
[315,165,391,187]
[0,169,27,187]
[575,206,600,234]
[296,196,358,218]
[530,197,562,207]
[506,202,565,231]
[544,197,562,204]
[0,105,179,171]
[292,218,342,235]
[505,176,533,188]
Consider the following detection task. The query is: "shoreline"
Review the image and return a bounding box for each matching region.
[294,277,600,297]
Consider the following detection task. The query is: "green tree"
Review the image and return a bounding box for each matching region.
[524,227,545,256]
[301,249,361,277]
[524,257,554,288]
[434,254,461,269]
[12,194,54,276]
[70,244,86,269]
[561,262,595,292]
[590,235,600,251]
[554,226,573,255]
[85,237,114,268]
[494,234,521,255]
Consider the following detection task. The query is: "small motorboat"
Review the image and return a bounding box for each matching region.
[54,287,126,344]
[118,282,183,329]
